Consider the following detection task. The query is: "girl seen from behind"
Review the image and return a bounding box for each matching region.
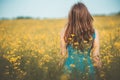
[60,2,102,80]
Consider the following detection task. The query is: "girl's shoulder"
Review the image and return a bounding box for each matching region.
[93,28,99,39]
[94,29,98,34]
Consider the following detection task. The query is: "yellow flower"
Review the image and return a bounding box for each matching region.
[9,57,17,63]
[70,64,75,67]
[89,37,93,40]
[83,57,86,61]
[74,42,79,45]
[83,40,87,43]
[68,37,72,40]
[114,42,120,48]
[71,34,75,37]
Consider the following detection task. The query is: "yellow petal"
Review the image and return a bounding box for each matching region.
[70,64,75,67]
[71,34,75,37]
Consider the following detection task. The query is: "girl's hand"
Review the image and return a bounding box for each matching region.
[93,55,102,69]
[58,55,67,67]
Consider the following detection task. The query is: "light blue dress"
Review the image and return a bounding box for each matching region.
[63,32,96,80]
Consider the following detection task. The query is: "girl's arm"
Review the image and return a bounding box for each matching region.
[60,27,67,57]
[92,29,102,68]
[58,27,67,66]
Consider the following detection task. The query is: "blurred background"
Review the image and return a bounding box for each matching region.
[0,0,120,19]
[0,0,120,80]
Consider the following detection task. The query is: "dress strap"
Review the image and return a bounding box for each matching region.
[92,31,96,39]
[89,31,96,51]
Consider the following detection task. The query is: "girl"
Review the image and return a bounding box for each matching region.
[60,2,102,80]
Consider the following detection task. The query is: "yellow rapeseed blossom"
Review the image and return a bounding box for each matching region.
[89,37,93,40]
[83,40,87,43]
[0,16,120,80]
[68,37,72,40]
[74,42,79,45]
[71,33,75,37]
[70,64,75,67]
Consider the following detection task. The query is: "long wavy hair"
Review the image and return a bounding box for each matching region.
[64,2,95,51]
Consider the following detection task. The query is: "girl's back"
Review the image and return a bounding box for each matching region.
[63,30,96,80]
[60,2,102,80]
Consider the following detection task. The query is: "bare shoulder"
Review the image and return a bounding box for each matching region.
[94,29,99,37]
